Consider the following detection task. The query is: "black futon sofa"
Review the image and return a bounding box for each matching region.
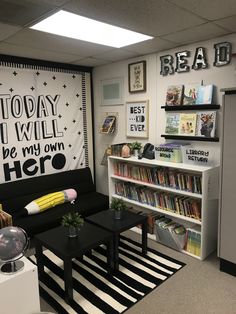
[0,168,109,237]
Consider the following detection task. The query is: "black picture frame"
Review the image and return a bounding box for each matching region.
[128,60,146,93]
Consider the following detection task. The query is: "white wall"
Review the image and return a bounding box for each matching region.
[93,33,236,195]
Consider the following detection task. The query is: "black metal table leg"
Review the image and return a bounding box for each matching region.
[64,258,73,304]
[142,218,148,256]
[113,233,119,272]
[35,241,44,278]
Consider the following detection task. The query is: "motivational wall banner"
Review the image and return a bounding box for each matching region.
[0,65,89,182]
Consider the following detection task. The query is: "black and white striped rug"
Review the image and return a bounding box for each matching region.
[29,236,185,314]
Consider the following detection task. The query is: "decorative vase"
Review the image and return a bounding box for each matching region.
[67,226,79,238]
[134,149,139,158]
[114,210,122,220]
[121,144,131,158]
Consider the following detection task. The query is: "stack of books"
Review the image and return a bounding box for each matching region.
[185,226,201,256]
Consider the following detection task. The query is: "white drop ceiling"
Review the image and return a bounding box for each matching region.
[0,0,236,67]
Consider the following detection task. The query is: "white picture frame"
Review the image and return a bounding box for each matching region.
[126,100,149,138]
[101,77,123,106]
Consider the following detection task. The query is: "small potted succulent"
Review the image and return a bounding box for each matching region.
[110,198,127,220]
[131,141,142,157]
[61,212,84,238]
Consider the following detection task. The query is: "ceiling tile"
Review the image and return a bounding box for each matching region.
[215,15,236,32]
[125,37,178,55]
[162,23,228,44]
[0,0,54,26]
[95,49,140,62]
[27,0,69,6]
[0,22,21,41]
[5,29,114,57]
[0,42,82,63]
[72,57,110,67]
[169,0,236,20]
[64,0,206,36]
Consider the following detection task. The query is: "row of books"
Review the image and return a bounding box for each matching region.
[185,226,201,257]
[114,181,201,220]
[128,207,160,234]
[113,162,202,194]
[128,206,201,256]
[165,111,216,138]
[165,84,214,106]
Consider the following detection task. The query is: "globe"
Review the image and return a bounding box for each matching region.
[0,226,29,273]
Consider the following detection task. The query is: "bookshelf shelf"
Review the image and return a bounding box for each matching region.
[108,156,219,260]
[112,194,202,225]
[161,105,220,111]
[161,134,219,142]
[111,174,202,199]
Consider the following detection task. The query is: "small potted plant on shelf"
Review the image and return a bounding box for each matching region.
[130,141,142,157]
[110,198,127,220]
[61,212,84,238]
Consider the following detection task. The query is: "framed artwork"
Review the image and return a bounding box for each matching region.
[101,77,123,105]
[128,60,146,93]
[126,100,149,138]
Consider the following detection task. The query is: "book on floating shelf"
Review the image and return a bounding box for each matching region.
[165,85,184,106]
[178,113,197,136]
[196,85,214,105]
[195,111,216,138]
[165,113,180,135]
[183,83,200,106]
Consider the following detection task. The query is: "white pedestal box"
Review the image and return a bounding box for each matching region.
[0,257,40,314]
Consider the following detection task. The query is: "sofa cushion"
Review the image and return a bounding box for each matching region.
[13,192,109,236]
[0,167,95,201]
[76,192,109,217]
[14,202,79,236]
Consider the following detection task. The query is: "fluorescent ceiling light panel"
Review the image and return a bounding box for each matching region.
[30,10,153,48]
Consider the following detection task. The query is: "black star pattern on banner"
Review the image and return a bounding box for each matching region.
[79,107,82,111]
[73,156,76,160]
[65,102,69,107]
[64,127,67,131]
[72,75,76,79]
[43,82,47,86]
[52,76,56,80]
[9,88,14,92]
[31,86,35,91]
[68,144,72,148]
[80,163,83,166]
[58,114,62,118]
[63,84,67,88]
[36,71,40,76]
[76,93,80,97]
[73,120,76,123]
[78,131,81,135]
[13,71,18,76]
[0,83,2,86]
[83,145,85,149]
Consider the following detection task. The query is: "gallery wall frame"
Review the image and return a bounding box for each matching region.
[128,60,146,93]
[101,77,124,105]
[126,100,149,138]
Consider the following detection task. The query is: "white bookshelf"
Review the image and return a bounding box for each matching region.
[108,155,219,260]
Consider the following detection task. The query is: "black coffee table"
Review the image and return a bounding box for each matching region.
[86,209,148,271]
[34,222,113,303]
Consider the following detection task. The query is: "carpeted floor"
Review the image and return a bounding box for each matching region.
[29,235,185,314]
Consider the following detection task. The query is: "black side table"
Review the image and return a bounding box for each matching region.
[34,222,114,303]
[86,209,148,271]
